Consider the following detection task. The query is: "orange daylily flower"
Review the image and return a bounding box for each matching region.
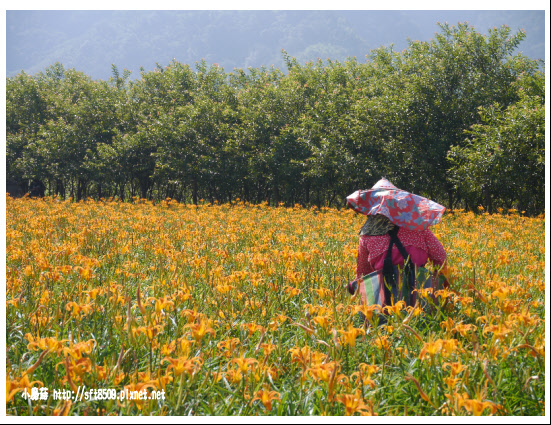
[230,357,258,374]
[288,346,325,370]
[336,389,375,416]
[225,368,243,384]
[163,356,203,377]
[217,338,241,357]
[185,320,215,341]
[63,339,95,360]
[6,374,44,403]
[351,304,381,322]
[252,386,281,412]
[241,322,265,336]
[25,333,67,355]
[120,382,157,410]
[383,300,406,316]
[338,323,365,347]
[53,400,72,416]
[65,301,94,319]
[132,324,165,340]
[443,360,466,377]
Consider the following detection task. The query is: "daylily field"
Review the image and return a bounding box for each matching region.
[5,196,545,416]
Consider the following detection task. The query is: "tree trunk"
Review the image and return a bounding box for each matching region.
[139,176,149,199]
[256,180,262,204]
[273,184,280,206]
[484,186,493,214]
[70,179,75,200]
[192,177,198,205]
[56,179,65,199]
[76,179,83,201]
[119,182,125,201]
[243,179,249,202]
[328,191,337,208]
[316,189,321,209]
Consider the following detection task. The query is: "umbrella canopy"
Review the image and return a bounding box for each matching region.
[347,178,445,231]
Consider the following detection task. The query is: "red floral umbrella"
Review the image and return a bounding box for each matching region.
[346,178,445,231]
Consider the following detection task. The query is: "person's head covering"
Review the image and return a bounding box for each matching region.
[347,178,445,231]
[370,178,398,190]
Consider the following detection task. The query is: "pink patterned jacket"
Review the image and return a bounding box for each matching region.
[356,228,447,279]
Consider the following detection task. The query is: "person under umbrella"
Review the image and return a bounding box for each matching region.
[346,178,447,300]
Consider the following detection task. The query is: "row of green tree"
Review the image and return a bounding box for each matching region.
[6,23,545,214]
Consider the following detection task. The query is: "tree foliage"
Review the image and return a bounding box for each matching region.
[6,23,545,214]
[448,72,545,214]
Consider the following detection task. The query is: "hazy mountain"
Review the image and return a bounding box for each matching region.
[6,10,545,80]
